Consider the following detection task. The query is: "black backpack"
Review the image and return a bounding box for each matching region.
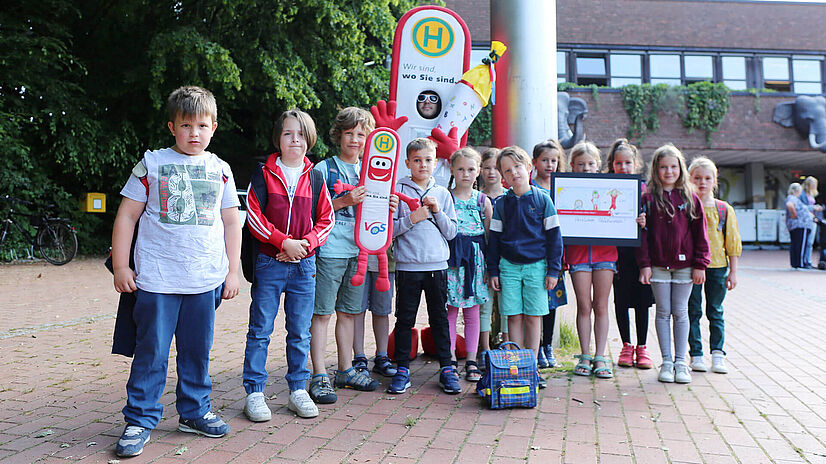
[241,162,323,283]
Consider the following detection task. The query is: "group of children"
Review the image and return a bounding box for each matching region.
[110,86,742,458]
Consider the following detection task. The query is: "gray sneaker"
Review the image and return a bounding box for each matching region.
[658,361,675,383]
[288,389,318,418]
[674,361,692,384]
[244,392,271,422]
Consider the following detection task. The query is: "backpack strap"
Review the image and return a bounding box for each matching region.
[477,191,488,220]
[528,186,543,212]
[250,162,268,210]
[241,162,268,284]
[715,199,727,232]
[309,168,323,225]
[131,159,150,196]
[322,157,341,199]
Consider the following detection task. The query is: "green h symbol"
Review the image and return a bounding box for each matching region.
[422,25,443,49]
[376,136,392,151]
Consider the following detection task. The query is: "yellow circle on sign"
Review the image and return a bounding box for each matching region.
[411,17,454,58]
[373,133,395,153]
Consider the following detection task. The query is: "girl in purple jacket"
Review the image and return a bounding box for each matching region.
[636,144,710,385]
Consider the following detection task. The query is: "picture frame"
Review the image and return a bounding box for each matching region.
[550,172,642,246]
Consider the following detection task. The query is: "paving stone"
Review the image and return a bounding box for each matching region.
[2,251,826,462]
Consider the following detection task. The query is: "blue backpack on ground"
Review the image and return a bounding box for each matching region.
[476,342,539,409]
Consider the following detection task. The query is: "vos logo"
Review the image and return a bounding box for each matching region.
[364,221,387,235]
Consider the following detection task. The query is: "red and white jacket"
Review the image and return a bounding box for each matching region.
[245,153,334,258]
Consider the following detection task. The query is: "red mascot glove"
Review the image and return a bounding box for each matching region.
[370,100,408,131]
[429,127,461,160]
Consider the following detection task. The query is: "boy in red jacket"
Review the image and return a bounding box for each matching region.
[242,109,334,419]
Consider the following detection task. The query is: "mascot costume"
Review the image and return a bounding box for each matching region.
[333,128,419,292]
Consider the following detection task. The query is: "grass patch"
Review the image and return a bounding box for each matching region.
[546,322,580,376]
[557,322,579,354]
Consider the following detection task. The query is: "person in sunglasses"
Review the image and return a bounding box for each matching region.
[416,90,441,120]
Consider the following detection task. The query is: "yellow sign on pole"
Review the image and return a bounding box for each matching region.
[80,192,106,213]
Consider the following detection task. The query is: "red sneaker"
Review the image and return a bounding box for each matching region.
[635,345,653,369]
[617,343,634,367]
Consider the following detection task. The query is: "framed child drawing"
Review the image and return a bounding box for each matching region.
[551,173,642,246]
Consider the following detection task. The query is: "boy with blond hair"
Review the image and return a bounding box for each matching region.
[488,146,563,383]
[111,86,241,457]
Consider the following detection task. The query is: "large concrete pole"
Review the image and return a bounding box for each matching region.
[491,0,557,149]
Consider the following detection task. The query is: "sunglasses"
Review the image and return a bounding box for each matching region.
[417,94,439,103]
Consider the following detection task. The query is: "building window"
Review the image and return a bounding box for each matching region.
[793,59,822,94]
[650,54,681,86]
[557,51,567,83]
[610,54,642,87]
[722,56,747,90]
[763,57,791,92]
[684,55,714,84]
[575,53,608,86]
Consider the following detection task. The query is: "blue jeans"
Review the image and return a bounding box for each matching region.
[688,266,727,357]
[804,222,817,267]
[243,253,315,393]
[123,286,222,429]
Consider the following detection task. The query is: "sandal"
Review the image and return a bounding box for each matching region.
[334,367,379,391]
[593,355,614,379]
[352,356,369,373]
[308,374,337,404]
[465,361,482,382]
[573,354,593,376]
[372,355,398,377]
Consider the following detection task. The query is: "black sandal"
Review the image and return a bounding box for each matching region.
[465,361,482,382]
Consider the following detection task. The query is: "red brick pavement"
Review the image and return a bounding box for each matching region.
[1,250,825,463]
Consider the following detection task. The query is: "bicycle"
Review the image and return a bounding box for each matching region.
[0,195,78,265]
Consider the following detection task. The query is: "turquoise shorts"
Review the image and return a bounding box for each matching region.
[314,256,363,315]
[498,258,550,317]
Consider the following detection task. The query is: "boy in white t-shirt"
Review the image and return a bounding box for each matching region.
[111,86,241,457]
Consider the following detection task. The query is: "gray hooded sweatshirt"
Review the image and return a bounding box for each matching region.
[393,176,458,271]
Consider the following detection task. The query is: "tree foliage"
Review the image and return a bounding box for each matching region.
[1,0,416,256]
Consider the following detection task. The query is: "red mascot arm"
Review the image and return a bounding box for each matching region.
[429,127,461,160]
[370,100,408,131]
[395,191,420,212]
[334,180,356,195]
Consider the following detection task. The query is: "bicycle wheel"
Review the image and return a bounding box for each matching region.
[36,222,78,265]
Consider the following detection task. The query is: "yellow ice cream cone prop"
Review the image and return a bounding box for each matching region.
[434,41,507,135]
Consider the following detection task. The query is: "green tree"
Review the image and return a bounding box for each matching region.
[1,0,416,257]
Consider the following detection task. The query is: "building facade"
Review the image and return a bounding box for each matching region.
[445,0,826,240]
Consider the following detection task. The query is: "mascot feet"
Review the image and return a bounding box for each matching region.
[376,278,390,292]
[350,274,366,287]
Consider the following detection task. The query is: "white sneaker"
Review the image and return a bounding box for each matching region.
[658,361,675,383]
[711,351,728,374]
[244,392,271,422]
[288,389,319,418]
[674,361,692,384]
[690,356,708,372]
